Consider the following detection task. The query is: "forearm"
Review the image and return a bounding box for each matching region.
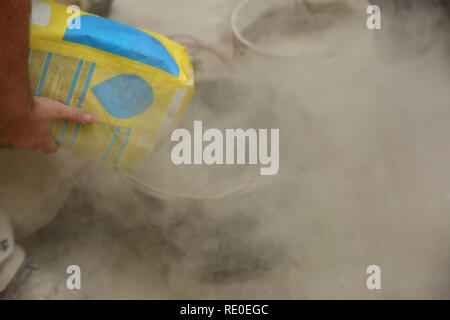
[0,0,33,125]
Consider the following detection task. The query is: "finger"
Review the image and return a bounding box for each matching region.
[51,102,95,125]
[41,138,59,154]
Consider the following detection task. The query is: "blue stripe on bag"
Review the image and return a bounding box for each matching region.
[67,62,96,148]
[57,59,84,144]
[36,52,53,96]
[103,126,121,161]
[113,127,132,164]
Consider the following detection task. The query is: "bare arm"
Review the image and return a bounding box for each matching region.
[0,0,33,123]
[0,0,95,153]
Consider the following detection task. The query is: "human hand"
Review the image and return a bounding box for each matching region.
[0,97,95,154]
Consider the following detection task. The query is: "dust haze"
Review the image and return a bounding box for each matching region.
[10,0,450,299]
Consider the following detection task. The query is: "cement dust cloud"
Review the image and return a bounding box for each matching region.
[11,0,450,299]
[239,0,367,56]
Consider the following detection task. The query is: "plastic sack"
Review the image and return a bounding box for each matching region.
[29,0,194,167]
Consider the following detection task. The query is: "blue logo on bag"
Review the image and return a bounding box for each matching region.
[92,74,153,119]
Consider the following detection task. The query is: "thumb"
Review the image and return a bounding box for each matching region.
[50,101,96,124]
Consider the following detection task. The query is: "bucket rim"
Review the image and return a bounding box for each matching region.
[231,0,370,59]
[115,167,257,202]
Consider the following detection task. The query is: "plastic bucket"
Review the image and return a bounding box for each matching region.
[231,0,373,79]
[115,77,282,283]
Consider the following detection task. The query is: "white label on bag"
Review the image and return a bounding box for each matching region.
[31,0,51,27]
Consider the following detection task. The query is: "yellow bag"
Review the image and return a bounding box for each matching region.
[29,0,194,167]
